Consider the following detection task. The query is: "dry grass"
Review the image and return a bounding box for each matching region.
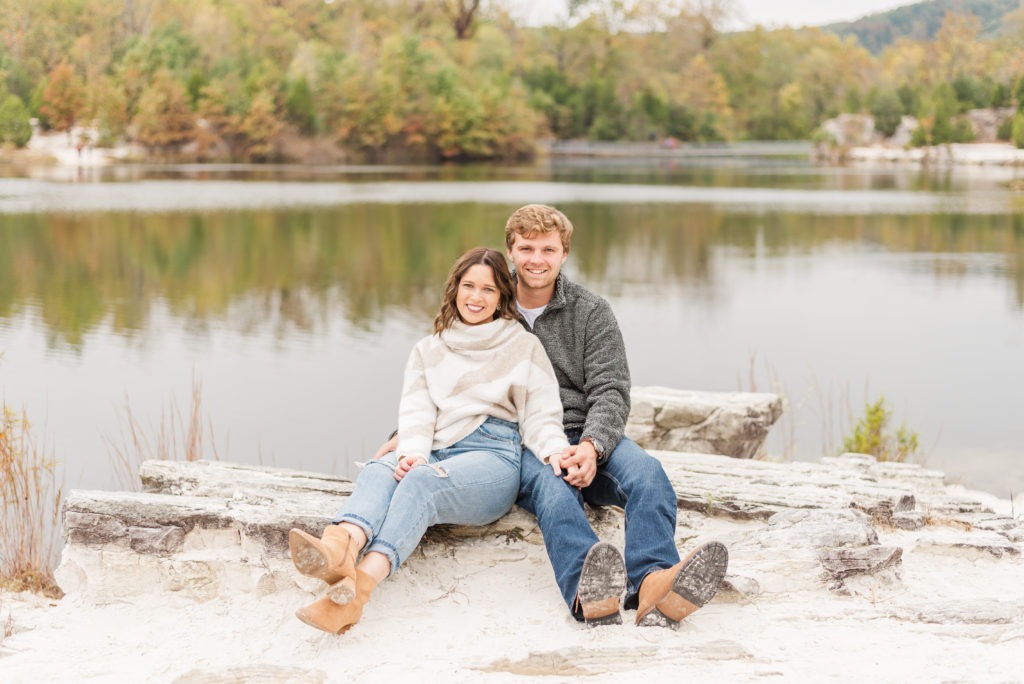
[741,353,868,462]
[103,374,223,490]
[0,405,64,598]
[740,353,796,460]
[3,602,12,640]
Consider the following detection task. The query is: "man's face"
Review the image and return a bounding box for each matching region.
[508,231,566,293]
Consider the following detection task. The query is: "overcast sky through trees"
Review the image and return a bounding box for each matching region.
[517,0,917,30]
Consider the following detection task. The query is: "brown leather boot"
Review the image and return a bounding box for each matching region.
[289,525,360,600]
[576,542,627,626]
[635,541,728,628]
[295,569,378,635]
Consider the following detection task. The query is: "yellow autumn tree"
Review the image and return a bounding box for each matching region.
[132,69,196,154]
[38,61,86,134]
[676,53,734,138]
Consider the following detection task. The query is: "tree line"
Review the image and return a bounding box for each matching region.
[3,0,1024,161]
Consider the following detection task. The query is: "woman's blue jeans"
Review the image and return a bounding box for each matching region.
[517,434,680,620]
[333,417,521,576]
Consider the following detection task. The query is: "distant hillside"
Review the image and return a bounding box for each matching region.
[824,0,1020,53]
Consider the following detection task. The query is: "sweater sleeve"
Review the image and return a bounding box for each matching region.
[518,337,570,462]
[580,298,631,461]
[396,341,437,461]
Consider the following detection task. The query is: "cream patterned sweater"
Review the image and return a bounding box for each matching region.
[397,317,569,462]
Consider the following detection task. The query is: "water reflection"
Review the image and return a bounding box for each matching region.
[2,205,1022,353]
[0,192,1022,498]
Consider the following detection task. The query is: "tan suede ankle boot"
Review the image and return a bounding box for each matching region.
[295,569,378,635]
[289,525,359,589]
[635,541,729,628]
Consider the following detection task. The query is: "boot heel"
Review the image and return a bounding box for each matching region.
[326,576,357,605]
[577,542,627,626]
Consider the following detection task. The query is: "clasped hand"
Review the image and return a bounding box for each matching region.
[370,434,425,482]
[548,441,598,489]
[394,455,425,481]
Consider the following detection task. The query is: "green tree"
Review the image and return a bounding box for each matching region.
[286,77,317,135]
[1015,75,1024,112]
[0,92,33,147]
[997,114,1013,141]
[871,88,903,137]
[914,83,958,145]
[897,84,920,115]
[951,73,989,111]
[990,81,1010,108]
[1012,111,1024,148]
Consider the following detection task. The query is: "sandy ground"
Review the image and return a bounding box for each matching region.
[2,492,1022,684]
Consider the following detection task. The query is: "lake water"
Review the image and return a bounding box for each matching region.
[1,157,1022,499]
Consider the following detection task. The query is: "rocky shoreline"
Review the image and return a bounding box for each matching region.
[2,387,1021,682]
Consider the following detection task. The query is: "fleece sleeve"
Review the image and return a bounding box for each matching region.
[580,298,631,462]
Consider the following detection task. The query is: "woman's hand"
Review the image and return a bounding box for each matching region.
[547,445,580,483]
[394,455,426,481]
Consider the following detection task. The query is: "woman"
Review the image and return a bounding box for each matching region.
[288,247,570,634]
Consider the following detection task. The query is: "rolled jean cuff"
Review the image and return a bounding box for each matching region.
[332,513,374,541]
[365,538,401,577]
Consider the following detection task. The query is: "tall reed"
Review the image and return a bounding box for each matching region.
[103,374,222,490]
[0,404,63,597]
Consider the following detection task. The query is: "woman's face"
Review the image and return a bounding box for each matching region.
[456,263,501,325]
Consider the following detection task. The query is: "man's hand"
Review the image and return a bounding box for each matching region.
[547,450,568,477]
[560,441,599,489]
[374,433,398,460]
[394,455,425,481]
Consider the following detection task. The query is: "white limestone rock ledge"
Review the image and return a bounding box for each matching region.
[56,450,1021,605]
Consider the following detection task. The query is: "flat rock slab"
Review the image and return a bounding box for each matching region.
[56,451,1023,603]
[890,600,1024,625]
[819,545,903,580]
[63,452,1006,560]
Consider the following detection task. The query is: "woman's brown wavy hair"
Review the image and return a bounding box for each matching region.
[433,247,520,333]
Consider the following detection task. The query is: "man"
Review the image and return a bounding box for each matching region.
[504,203,728,628]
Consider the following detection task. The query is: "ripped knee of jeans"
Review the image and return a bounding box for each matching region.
[413,463,448,478]
[365,458,397,473]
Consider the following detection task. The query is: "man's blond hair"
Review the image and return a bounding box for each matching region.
[504,204,574,252]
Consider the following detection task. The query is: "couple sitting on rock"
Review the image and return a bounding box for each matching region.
[287,204,729,634]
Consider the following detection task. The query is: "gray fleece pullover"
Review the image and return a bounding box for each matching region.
[517,273,631,462]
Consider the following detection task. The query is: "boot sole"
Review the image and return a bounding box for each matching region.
[577,542,627,626]
[637,541,729,628]
[289,529,331,580]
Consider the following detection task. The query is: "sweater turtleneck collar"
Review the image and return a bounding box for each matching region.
[439,317,520,352]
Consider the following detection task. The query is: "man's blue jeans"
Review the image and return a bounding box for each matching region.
[333,417,522,576]
[517,434,680,620]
